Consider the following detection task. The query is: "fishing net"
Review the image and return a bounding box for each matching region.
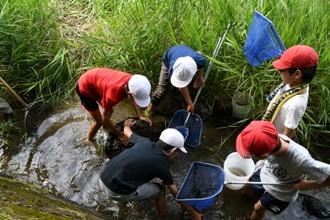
[243,11,286,66]
[168,109,202,148]
[25,101,51,133]
[176,161,225,211]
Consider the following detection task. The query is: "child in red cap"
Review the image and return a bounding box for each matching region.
[262,45,318,138]
[236,120,330,220]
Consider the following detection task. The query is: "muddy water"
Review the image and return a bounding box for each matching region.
[0,99,329,219]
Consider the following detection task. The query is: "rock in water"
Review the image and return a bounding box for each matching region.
[301,193,330,219]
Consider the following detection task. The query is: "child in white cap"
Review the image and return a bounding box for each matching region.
[76,68,152,143]
[144,45,207,116]
[100,118,202,219]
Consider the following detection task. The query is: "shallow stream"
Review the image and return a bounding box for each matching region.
[0,98,329,219]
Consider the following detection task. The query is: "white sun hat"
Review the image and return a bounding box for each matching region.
[159,128,187,153]
[171,56,197,88]
[128,75,151,107]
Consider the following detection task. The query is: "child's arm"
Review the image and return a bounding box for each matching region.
[294,176,330,190]
[127,92,152,125]
[283,126,295,138]
[179,87,194,113]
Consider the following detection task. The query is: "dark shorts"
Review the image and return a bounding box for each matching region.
[250,169,290,215]
[76,85,99,114]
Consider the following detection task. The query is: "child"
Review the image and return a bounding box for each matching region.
[262,45,318,138]
[76,68,151,143]
[236,120,330,220]
[144,45,206,116]
[100,118,202,219]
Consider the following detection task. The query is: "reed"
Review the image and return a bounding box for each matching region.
[0,0,73,104]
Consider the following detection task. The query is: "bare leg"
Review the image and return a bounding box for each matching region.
[154,187,166,217]
[250,200,267,220]
[87,112,103,142]
[147,63,170,115]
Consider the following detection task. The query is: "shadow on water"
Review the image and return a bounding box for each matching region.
[0,98,329,219]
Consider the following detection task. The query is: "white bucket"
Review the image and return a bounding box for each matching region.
[232,93,253,119]
[223,152,255,190]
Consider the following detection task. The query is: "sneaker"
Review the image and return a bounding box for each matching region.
[143,109,153,117]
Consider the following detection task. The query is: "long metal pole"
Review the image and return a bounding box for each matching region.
[183,23,231,127]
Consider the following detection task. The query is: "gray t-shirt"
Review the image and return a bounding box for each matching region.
[260,134,330,202]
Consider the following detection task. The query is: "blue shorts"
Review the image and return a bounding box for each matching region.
[250,169,290,214]
[100,179,164,203]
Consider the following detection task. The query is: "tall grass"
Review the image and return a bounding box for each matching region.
[0,0,329,157]
[0,0,73,105]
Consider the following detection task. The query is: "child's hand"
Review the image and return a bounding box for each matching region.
[124,118,136,128]
[118,132,129,146]
[139,116,152,126]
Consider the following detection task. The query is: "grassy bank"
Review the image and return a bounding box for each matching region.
[0,175,105,219]
[0,0,329,156]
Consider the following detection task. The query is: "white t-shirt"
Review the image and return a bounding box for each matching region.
[272,84,309,134]
[260,134,330,202]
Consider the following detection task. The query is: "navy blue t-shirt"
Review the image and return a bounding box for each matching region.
[100,134,174,194]
[162,45,207,78]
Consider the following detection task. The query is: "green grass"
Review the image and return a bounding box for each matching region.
[0,0,329,156]
[0,117,20,140]
[0,0,73,104]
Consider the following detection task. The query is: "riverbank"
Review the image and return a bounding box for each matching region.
[0,174,108,219]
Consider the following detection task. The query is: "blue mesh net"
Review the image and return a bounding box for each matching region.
[168,109,202,148]
[176,162,225,211]
[243,11,286,66]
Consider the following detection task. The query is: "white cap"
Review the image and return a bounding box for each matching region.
[159,128,187,153]
[128,75,151,107]
[171,56,197,88]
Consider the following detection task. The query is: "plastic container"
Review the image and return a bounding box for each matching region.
[232,93,253,119]
[176,161,225,211]
[223,152,255,190]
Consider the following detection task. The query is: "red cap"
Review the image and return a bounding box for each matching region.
[236,121,280,156]
[272,45,318,70]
